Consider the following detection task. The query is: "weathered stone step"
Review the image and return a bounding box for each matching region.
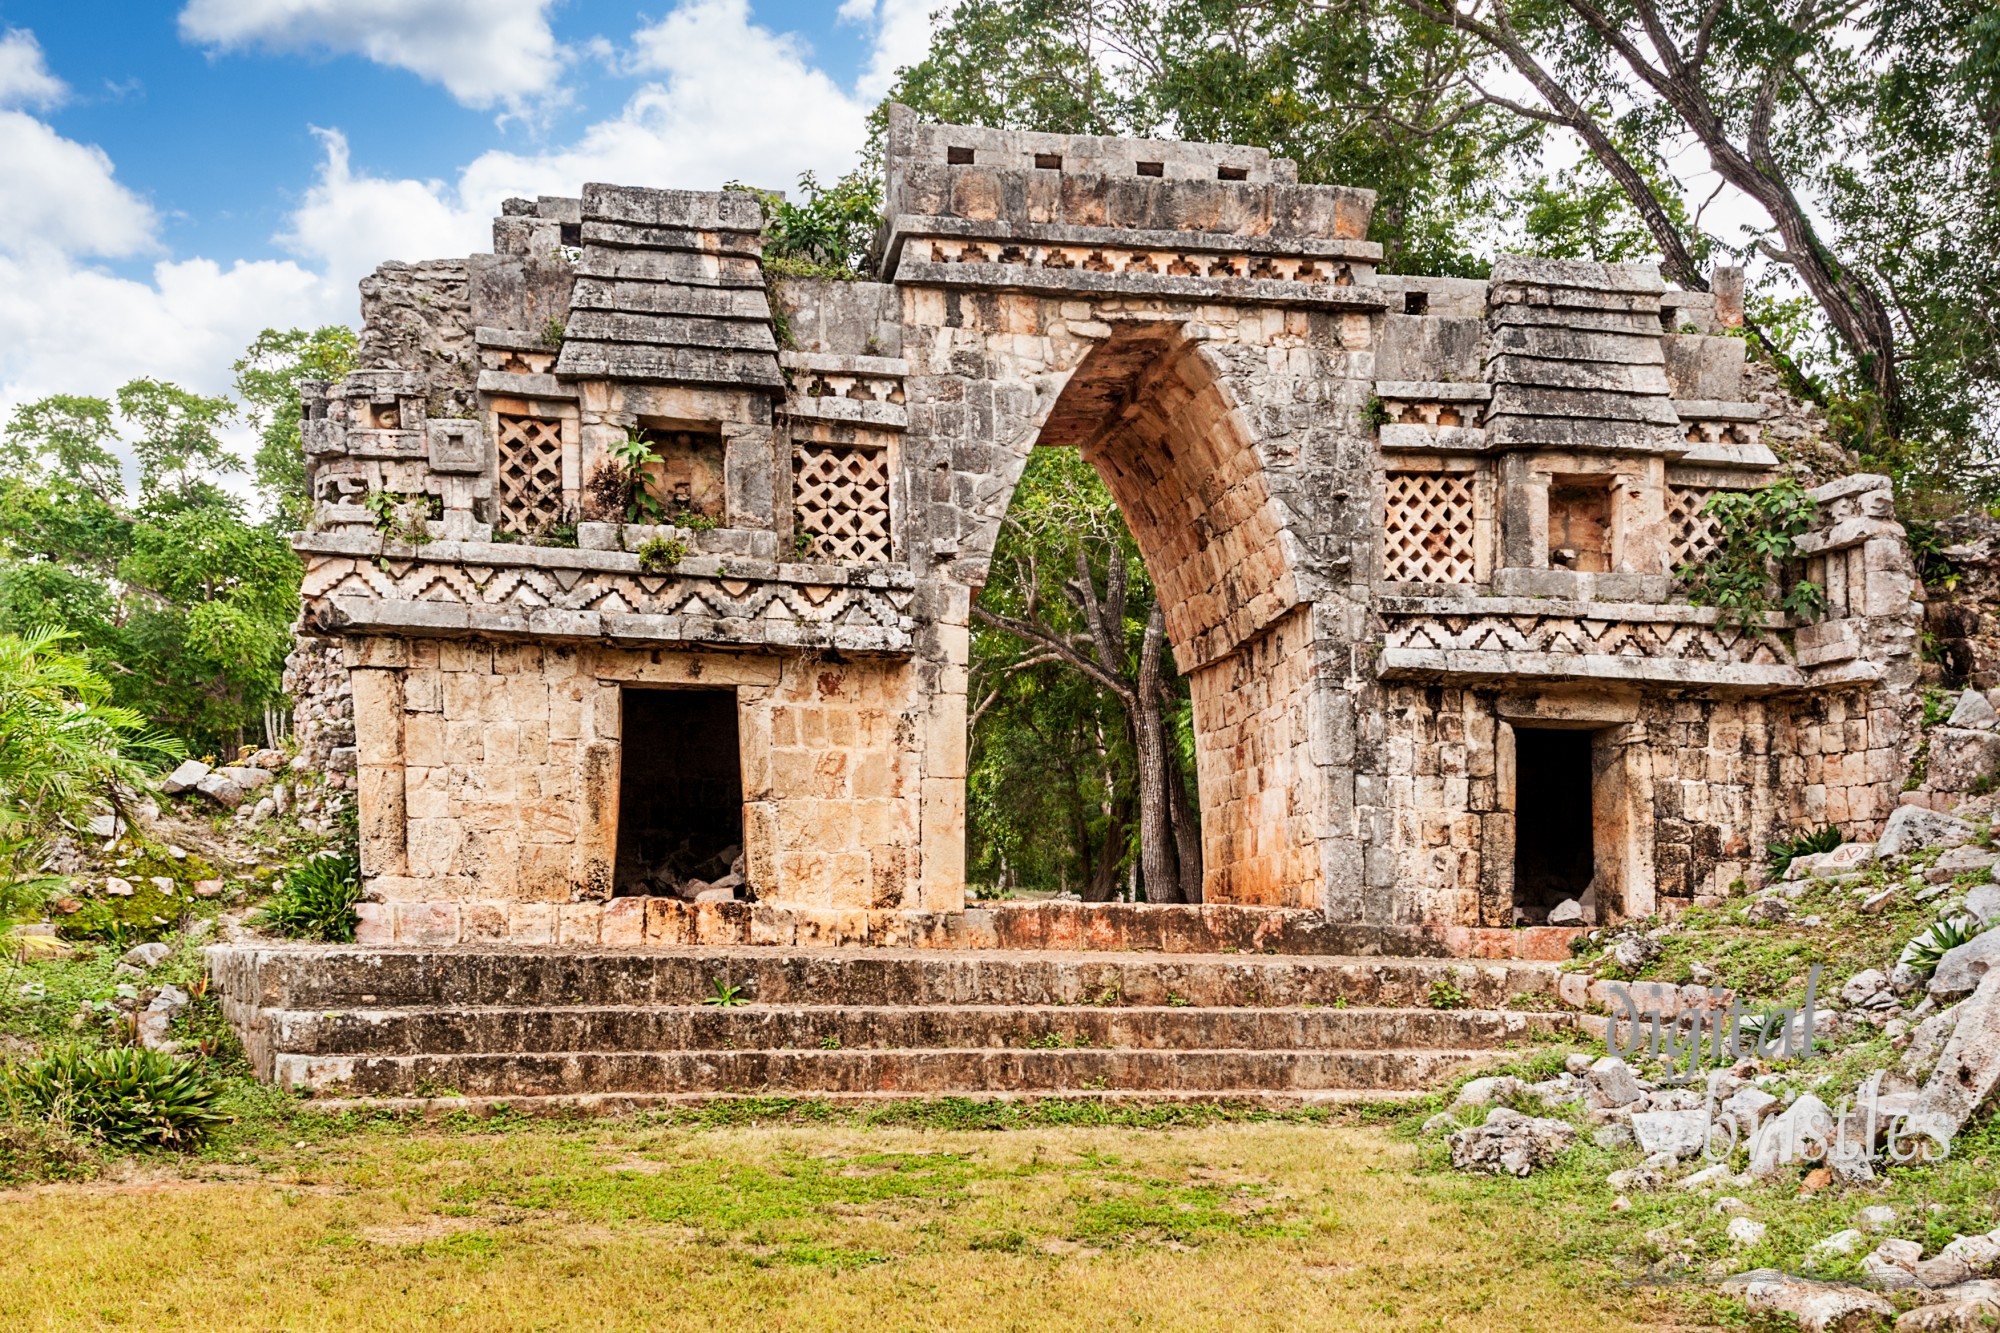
[261,1003,1571,1056]
[276,1046,1504,1098]
[213,946,1558,1012]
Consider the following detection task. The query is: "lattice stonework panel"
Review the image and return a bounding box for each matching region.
[1383,472,1477,583]
[795,443,891,562]
[495,414,564,534]
[1668,486,1724,569]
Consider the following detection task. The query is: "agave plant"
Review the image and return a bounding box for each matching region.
[1765,824,1844,876]
[1901,916,1989,978]
[4,1046,228,1149]
[254,852,362,942]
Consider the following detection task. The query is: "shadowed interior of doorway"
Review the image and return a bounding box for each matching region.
[613,687,745,898]
[1513,727,1595,924]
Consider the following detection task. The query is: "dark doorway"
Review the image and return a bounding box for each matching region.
[613,688,745,897]
[1513,728,1595,923]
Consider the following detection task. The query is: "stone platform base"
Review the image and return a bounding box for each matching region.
[357,898,1584,961]
[209,944,1573,1103]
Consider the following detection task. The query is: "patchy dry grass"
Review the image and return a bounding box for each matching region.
[0,1114,1685,1332]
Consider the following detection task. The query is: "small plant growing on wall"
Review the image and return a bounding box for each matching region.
[1361,395,1391,429]
[636,535,687,573]
[582,462,630,524]
[363,490,439,545]
[1676,479,1825,628]
[539,316,565,349]
[610,433,665,524]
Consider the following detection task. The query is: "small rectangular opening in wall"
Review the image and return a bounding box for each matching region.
[1403,290,1429,315]
[1034,152,1063,170]
[613,688,745,898]
[947,146,975,165]
[1217,165,1249,181]
[1548,475,1613,573]
[1136,160,1164,177]
[1513,728,1595,924]
[636,425,726,524]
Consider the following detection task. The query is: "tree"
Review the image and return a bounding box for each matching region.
[970,449,1202,903]
[1386,0,2000,450]
[0,628,178,830]
[0,353,310,755]
[882,0,1530,274]
[234,326,357,530]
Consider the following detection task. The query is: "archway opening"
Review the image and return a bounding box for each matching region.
[966,326,1321,908]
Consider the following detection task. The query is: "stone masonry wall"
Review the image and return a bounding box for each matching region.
[345,636,933,946]
[1356,688,1800,927]
[1190,605,1323,907]
[280,632,352,781]
[897,281,1372,912]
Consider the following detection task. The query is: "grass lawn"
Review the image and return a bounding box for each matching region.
[0,1105,1691,1333]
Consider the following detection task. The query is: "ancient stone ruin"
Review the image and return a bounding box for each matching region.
[213,110,1924,1102]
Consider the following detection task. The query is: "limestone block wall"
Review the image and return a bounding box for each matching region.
[1189,606,1324,907]
[343,635,935,945]
[1774,689,1905,831]
[1353,685,1497,927]
[1355,687,1800,927]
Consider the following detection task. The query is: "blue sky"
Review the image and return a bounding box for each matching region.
[0,1,933,412]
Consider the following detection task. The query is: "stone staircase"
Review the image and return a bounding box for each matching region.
[208,946,1573,1107]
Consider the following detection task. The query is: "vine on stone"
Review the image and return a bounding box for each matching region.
[1675,479,1826,628]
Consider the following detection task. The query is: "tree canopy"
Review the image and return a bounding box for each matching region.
[0,327,353,756]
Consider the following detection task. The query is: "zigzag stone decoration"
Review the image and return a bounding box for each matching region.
[296,538,915,653]
[1379,605,1802,690]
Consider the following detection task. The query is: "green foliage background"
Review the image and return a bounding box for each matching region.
[0,327,353,755]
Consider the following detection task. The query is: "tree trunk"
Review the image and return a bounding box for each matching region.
[1166,734,1203,904]
[1084,794,1130,902]
[1133,604,1182,903]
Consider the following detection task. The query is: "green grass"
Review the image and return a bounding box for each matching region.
[0,1111,1687,1332]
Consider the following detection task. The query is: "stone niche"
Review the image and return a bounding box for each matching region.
[1546,475,1612,573]
[637,425,727,522]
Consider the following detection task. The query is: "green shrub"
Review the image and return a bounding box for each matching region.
[255,853,361,942]
[1765,823,1843,875]
[4,1046,228,1149]
[1427,978,1468,1010]
[1903,916,1989,977]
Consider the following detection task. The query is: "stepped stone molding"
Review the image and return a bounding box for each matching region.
[296,540,915,653]
[1379,603,1801,690]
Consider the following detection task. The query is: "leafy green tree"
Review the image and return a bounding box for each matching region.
[882,0,1529,274]
[0,351,313,754]
[116,379,241,515]
[0,628,178,831]
[1392,0,1999,457]
[758,172,886,278]
[234,326,357,529]
[972,449,1201,902]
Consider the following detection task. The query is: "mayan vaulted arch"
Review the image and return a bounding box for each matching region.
[1036,325,1303,672]
[952,320,1332,908]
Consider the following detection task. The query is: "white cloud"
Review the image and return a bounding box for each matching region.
[177,0,563,110]
[838,0,939,100]
[278,127,490,287]
[0,28,66,109]
[0,111,158,261]
[0,71,335,420]
[0,253,331,414]
[278,0,884,294]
